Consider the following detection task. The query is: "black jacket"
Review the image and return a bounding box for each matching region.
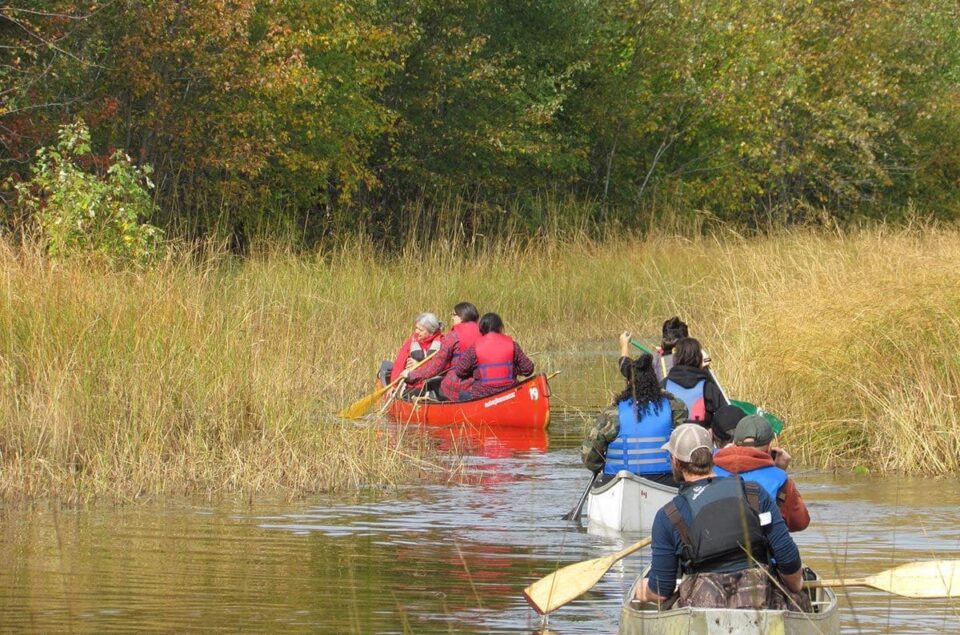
[661,365,727,424]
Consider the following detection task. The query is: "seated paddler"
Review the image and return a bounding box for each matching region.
[451,312,534,400]
[378,312,444,398]
[634,424,811,612]
[400,302,481,402]
[582,332,687,486]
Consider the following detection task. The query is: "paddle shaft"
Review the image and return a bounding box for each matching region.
[561,471,597,521]
[336,351,437,418]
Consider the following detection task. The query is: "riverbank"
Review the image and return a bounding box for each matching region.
[1,225,957,500]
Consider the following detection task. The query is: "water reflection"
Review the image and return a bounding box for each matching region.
[1,352,960,631]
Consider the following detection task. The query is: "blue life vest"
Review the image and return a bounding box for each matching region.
[603,397,673,476]
[714,464,788,503]
[665,378,706,422]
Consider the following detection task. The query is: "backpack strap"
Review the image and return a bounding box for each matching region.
[664,501,693,548]
[743,480,761,515]
[776,484,788,506]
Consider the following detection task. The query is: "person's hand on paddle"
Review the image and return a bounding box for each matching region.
[619,331,631,357]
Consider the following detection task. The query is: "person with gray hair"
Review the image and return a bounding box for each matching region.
[381,312,444,395]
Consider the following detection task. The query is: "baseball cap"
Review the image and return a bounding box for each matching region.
[734,415,775,447]
[661,423,713,461]
[711,404,746,444]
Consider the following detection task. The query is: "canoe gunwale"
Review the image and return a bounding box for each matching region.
[379,373,551,429]
[619,567,840,635]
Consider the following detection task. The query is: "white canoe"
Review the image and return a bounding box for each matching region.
[586,470,677,533]
[620,569,840,635]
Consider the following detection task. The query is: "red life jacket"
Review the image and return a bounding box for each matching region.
[474,332,516,386]
[451,322,481,361]
[410,333,442,362]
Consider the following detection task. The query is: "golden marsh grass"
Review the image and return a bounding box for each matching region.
[1,224,958,501]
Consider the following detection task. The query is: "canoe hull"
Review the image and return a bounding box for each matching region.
[586,471,677,533]
[382,373,551,429]
[620,570,840,635]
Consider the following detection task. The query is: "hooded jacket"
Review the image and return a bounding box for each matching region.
[712,446,810,532]
[662,365,726,425]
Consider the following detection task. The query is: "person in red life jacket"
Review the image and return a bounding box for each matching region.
[661,337,727,427]
[451,312,534,400]
[386,312,443,397]
[400,302,481,401]
[712,415,810,532]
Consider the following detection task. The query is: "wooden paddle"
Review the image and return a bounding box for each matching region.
[805,560,960,598]
[523,537,652,614]
[336,352,437,419]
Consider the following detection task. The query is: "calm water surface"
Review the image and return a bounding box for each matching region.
[2,347,959,633]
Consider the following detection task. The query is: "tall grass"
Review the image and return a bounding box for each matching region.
[1,222,958,501]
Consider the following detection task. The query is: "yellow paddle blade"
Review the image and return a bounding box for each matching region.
[523,538,651,614]
[336,385,390,419]
[864,560,960,598]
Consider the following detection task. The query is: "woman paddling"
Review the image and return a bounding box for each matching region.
[582,332,687,485]
[400,302,481,401]
[383,312,443,398]
[451,312,534,400]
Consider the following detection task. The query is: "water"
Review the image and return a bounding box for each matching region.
[2,349,960,633]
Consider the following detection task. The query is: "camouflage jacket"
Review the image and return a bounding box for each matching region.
[580,392,688,472]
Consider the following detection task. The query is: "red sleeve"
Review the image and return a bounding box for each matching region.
[779,479,810,532]
[453,345,477,379]
[390,337,413,382]
[513,343,535,376]
[407,332,456,383]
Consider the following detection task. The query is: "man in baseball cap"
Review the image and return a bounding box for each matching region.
[635,423,809,611]
[713,415,810,532]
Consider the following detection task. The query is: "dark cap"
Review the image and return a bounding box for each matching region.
[712,404,746,444]
[734,415,775,447]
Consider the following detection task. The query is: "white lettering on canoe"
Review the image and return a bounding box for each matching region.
[529,387,540,401]
[484,392,517,408]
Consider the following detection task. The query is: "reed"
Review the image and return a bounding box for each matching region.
[0,222,957,501]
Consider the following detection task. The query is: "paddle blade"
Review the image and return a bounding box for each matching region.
[729,399,784,434]
[867,560,960,598]
[523,553,618,614]
[523,538,652,614]
[337,386,388,419]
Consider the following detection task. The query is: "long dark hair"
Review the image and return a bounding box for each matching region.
[672,337,703,368]
[614,353,663,412]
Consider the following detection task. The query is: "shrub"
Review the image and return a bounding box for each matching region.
[14,119,163,262]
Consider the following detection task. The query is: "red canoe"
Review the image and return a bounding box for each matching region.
[380,373,551,429]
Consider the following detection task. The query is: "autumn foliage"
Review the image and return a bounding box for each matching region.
[2,0,959,243]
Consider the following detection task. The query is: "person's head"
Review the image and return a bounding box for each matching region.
[413,312,441,339]
[733,415,775,450]
[478,312,504,335]
[452,302,479,325]
[661,423,713,481]
[661,317,689,353]
[614,353,661,409]
[711,404,746,447]
[672,337,703,368]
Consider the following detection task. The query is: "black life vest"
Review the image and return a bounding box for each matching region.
[664,476,768,574]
